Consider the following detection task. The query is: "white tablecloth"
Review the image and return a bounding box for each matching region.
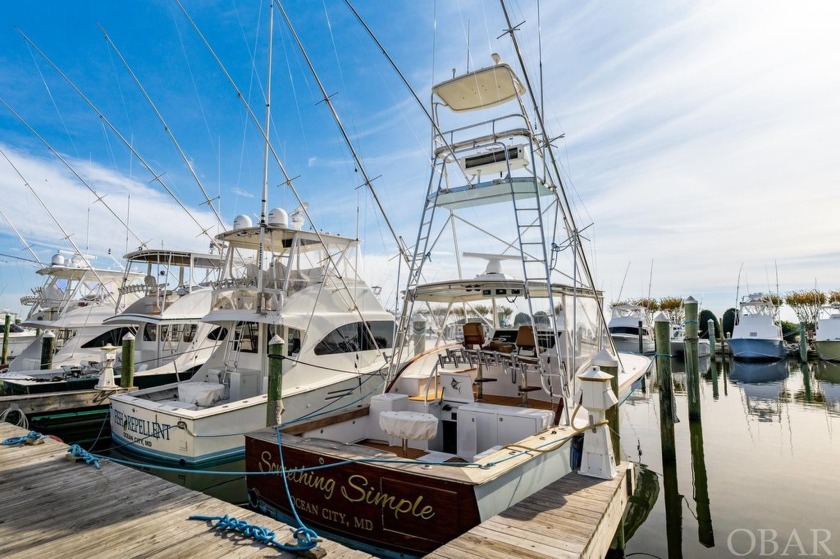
[379,411,438,441]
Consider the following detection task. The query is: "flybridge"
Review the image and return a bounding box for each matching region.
[459,145,529,176]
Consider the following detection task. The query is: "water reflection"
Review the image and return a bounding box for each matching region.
[728,359,790,422]
[814,360,840,416]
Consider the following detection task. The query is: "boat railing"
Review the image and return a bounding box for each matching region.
[433,113,532,158]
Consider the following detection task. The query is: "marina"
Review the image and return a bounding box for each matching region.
[1,1,839,558]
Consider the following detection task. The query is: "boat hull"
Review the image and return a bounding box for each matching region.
[728,338,787,361]
[814,340,840,362]
[611,334,654,355]
[246,430,573,557]
[670,339,711,358]
[110,376,373,465]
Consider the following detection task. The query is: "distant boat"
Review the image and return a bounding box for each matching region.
[728,293,788,361]
[814,303,840,361]
[608,304,654,354]
[0,252,143,394]
[1,249,223,394]
[669,322,711,358]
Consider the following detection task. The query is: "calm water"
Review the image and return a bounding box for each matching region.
[619,357,840,557]
[37,355,840,557]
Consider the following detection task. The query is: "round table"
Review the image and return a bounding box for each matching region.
[378,411,439,457]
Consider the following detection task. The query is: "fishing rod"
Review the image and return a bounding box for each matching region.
[0,147,120,308]
[0,207,44,266]
[0,98,148,253]
[98,26,227,233]
[174,0,390,323]
[16,29,223,251]
[274,0,411,268]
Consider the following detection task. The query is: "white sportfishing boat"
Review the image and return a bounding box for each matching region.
[246,37,650,557]
[608,303,655,354]
[0,252,142,394]
[107,9,394,464]
[1,249,225,394]
[108,210,394,465]
[814,303,840,361]
[728,293,788,361]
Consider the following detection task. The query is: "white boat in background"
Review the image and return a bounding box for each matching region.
[0,252,143,393]
[728,293,788,361]
[1,249,224,394]
[814,303,840,361]
[108,210,394,465]
[608,304,654,354]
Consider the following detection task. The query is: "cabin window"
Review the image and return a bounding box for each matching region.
[143,323,157,342]
[609,326,641,335]
[314,320,394,355]
[287,328,302,356]
[80,327,134,348]
[182,324,197,342]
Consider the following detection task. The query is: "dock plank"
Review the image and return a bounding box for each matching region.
[0,422,372,559]
[426,463,633,559]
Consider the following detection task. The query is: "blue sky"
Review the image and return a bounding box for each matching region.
[1,1,838,321]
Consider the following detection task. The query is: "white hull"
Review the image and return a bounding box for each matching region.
[815,340,840,362]
[611,334,654,355]
[110,375,372,465]
[728,338,788,361]
[671,339,711,358]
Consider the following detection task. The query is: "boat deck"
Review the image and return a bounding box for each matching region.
[426,462,634,559]
[0,422,373,559]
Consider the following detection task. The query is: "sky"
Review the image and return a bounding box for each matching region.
[0,0,838,322]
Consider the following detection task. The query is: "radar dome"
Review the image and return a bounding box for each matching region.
[267,208,288,227]
[51,253,65,266]
[233,215,253,229]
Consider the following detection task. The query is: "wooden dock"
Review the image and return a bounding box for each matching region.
[0,422,372,559]
[0,388,134,416]
[426,462,634,559]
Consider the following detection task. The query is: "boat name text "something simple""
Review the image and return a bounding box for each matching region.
[259,451,435,520]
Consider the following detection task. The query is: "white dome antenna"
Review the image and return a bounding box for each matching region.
[267,208,288,227]
[233,215,253,229]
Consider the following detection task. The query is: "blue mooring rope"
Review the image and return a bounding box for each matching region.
[67,444,101,469]
[189,514,319,552]
[2,431,43,446]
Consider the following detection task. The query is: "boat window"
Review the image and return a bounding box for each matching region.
[80,327,134,348]
[314,320,394,355]
[182,324,197,343]
[143,323,157,342]
[207,326,227,341]
[609,326,641,335]
[287,328,302,356]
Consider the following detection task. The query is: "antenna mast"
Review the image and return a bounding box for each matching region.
[256,0,275,313]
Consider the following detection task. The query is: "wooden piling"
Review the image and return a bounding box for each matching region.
[654,313,676,461]
[707,318,716,360]
[120,332,135,388]
[638,320,644,354]
[267,335,284,427]
[801,362,812,403]
[2,313,10,364]
[799,322,808,363]
[40,330,55,370]
[684,297,701,421]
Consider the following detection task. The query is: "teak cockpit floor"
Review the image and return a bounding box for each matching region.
[359,440,468,462]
